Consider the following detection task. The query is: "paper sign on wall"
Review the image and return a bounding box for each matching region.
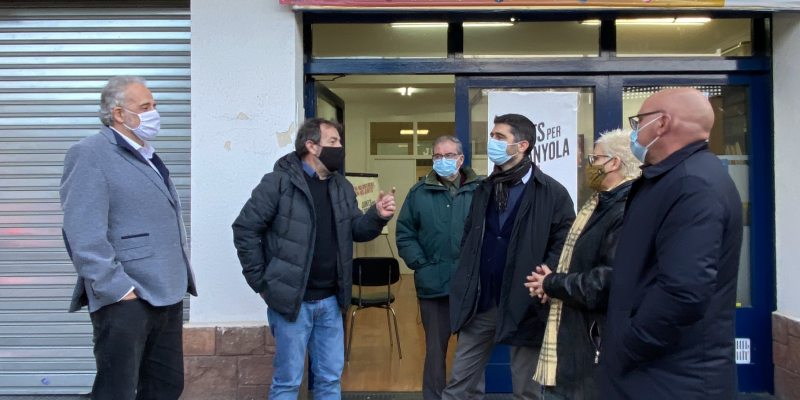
[487,91,579,211]
[346,173,388,234]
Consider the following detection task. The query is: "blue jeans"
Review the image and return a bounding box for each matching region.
[267,295,344,400]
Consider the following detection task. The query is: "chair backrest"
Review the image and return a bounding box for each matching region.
[353,257,400,287]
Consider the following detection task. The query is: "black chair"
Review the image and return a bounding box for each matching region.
[346,257,402,361]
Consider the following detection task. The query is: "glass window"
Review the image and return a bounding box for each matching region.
[317,98,338,122]
[417,122,456,157]
[623,85,751,306]
[469,87,594,207]
[615,18,752,57]
[370,122,414,155]
[312,23,447,59]
[464,21,600,58]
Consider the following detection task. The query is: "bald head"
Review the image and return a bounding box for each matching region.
[641,88,715,141]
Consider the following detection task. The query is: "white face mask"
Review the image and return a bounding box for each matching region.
[123,109,161,141]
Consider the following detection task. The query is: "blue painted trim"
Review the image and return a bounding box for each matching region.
[306,58,770,75]
[455,75,471,166]
[304,79,317,120]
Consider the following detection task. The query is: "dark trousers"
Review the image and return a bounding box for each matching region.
[419,296,452,400]
[89,299,184,400]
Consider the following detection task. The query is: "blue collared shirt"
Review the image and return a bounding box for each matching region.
[302,161,332,180]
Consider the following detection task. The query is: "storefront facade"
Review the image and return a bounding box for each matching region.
[1,0,800,398]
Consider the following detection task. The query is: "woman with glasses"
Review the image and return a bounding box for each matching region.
[525,129,642,400]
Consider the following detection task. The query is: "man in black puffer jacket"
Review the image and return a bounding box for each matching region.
[232,118,395,399]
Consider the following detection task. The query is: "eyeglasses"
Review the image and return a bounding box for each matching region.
[588,154,623,166]
[432,153,461,161]
[587,154,610,164]
[628,110,666,130]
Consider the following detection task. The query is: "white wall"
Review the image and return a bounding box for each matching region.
[190,0,303,323]
[773,13,800,319]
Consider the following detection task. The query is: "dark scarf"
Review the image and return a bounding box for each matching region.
[489,156,533,211]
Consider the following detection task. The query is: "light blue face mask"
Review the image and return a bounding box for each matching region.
[433,158,459,178]
[488,138,521,166]
[629,117,661,163]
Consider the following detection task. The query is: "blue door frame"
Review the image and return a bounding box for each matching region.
[302,13,775,394]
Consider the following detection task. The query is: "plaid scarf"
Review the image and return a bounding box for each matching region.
[533,193,599,386]
[533,178,633,386]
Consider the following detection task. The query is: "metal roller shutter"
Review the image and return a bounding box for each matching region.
[0,6,190,394]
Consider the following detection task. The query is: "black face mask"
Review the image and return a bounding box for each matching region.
[317,146,345,172]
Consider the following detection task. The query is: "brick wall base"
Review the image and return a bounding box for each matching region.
[181,325,307,400]
[774,313,800,400]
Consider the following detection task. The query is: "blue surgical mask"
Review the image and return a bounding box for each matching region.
[629,117,660,163]
[488,138,521,166]
[433,158,459,178]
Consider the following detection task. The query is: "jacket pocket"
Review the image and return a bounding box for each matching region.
[414,261,440,297]
[115,245,154,262]
[112,235,154,261]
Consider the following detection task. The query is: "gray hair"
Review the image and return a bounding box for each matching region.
[433,135,463,155]
[99,76,146,126]
[595,129,642,178]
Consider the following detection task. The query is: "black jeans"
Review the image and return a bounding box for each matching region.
[89,298,184,400]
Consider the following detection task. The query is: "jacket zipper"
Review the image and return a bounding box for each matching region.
[589,320,601,364]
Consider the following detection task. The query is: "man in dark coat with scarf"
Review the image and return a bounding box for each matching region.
[442,114,575,400]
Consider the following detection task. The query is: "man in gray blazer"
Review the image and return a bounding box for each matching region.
[60,76,196,400]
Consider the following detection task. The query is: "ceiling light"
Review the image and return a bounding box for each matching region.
[399,87,414,96]
[463,22,514,27]
[617,18,677,25]
[391,23,447,28]
[392,22,514,28]
[400,130,429,135]
[581,20,601,25]
[674,17,712,24]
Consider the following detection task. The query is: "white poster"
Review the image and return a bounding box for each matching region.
[487,91,579,211]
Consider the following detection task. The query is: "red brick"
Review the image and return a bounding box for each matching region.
[181,356,238,400]
[237,385,270,400]
[238,355,274,386]
[775,313,790,345]
[266,329,276,346]
[776,342,790,370]
[787,315,800,340]
[183,326,215,356]
[776,366,800,400]
[788,336,800,375]
[216,326,267,356]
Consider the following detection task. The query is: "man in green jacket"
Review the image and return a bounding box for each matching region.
[396,135,480,400]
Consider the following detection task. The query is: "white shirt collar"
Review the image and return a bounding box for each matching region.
[110,127,155,160]
[521,165,533,184]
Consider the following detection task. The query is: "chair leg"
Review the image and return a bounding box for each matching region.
[346,308,357,361]
[386,307,393,347]
[389,307,402,359]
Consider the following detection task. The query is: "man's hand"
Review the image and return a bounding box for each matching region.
[525,264,552,304]
[122,291,138,301]
[376,188,397,218]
